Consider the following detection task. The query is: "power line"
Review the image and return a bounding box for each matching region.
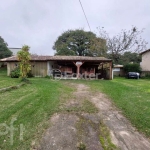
[78,0,91,31]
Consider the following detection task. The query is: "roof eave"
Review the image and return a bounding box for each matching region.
[140,49,150,55]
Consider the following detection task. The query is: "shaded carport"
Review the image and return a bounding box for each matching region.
[48,56,112,80]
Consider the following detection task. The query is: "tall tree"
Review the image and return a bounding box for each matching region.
[119,52,141,65]
[90,37,107,56]
[17,45,31,81]
[53,29,106,56]
[0,36,12,59]
[97,26,147,63]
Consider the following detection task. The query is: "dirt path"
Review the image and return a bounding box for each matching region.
[91,92,150,150]
[37,83,150,150]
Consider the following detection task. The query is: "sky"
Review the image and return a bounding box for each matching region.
[0,0,150,55]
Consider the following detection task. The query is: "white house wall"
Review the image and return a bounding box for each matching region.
[141,51,150,71]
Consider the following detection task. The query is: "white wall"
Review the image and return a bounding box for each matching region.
[141,51,150,71]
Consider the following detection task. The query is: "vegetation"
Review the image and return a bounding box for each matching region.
[98,26,147,63]
[53,29,106,56]
[115,52,141,65]
[83,78,150,137]
[0,36,12,59]
[77,142,86,150]
[10,67,34,78]
[0,68,21,88]
[17,45,31,81]
[0,68,71,150]
[1,66,150,149]
[99,122,118,150]
[10,67,20,78]
[124,63,141,73]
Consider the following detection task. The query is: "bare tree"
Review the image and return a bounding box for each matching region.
[97,26,148,63]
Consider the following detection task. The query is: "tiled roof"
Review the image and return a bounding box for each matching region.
[0,55,111,62]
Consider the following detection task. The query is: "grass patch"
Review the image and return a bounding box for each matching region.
[0,69,72,150]
[76,114,118,150]
[82,78,150,137]
[61,100,99,113]
[77,142,86,150]
[2,67,150,149]
[0,68,21,89]
[82,100,99,113]
[99,122,119,150]
[63,78,150,137]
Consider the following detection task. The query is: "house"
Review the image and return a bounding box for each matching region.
[140,49,150,76]
[0,55,113,79]
[113,65,124,77]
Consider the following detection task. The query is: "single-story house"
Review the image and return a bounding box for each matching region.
[0,55,113,79]
[140,49,150,76]
[113,65,124,77]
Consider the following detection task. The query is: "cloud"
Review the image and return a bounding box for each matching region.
[0,0,150,55]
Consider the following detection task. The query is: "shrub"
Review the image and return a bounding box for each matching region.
[10,67,20,78]
[10,68,34,78]
[124,63,141,73]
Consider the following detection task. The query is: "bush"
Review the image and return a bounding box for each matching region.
[10,68,34,78]
[124,63,141,73]
[10,67,20,78]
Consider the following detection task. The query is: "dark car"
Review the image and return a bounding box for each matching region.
[127,72,140,79]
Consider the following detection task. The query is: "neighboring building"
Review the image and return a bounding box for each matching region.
[0,55,113,79]
[140,49,150,76]
[113,65,124,77]
[8,48,21,56]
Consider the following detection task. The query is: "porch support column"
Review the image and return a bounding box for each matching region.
[109,61,112,80]
[77,65,81,79]
[73,61,84,79]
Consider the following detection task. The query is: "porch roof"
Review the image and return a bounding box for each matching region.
[0,55,112,62]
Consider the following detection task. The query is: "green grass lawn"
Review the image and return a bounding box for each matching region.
[0,68,21,89]
[63,77,150,137]
[1,67,150,149]
[0,68,73,150]
[84,77,150,137]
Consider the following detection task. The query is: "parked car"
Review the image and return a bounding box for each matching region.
[127,72,140,79]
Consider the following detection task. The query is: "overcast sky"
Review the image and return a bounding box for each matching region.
[0,0,150,55]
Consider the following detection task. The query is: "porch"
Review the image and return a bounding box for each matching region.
[47,57,112,80]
